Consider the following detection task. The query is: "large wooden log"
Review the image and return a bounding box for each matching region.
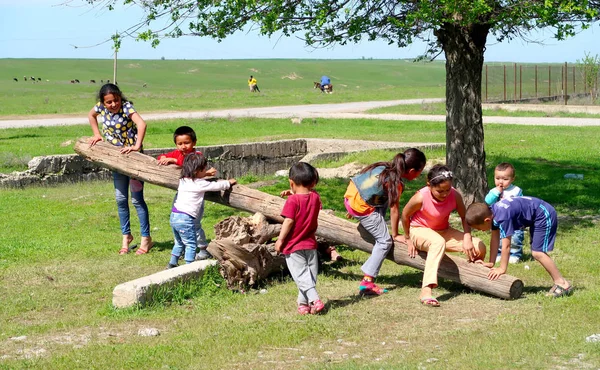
[74,138,523,299]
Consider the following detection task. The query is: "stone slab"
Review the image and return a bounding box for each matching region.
[112,260,218,308]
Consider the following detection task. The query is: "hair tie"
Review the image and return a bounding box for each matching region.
[430,170,453,182]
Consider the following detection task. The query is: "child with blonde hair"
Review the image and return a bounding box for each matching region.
[485,162,524,264]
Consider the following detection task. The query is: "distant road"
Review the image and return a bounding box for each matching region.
[2,98,600,129]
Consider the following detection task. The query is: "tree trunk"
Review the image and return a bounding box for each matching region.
[74,138,523,299]
[436,22,490,205]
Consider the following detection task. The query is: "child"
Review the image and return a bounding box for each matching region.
[157,126,217,260]
[87,83,153,255]
[167,153,236,268]
[274,162,324,315]
[466,198,573,298]
[401,164,487,307]
[344,148,427,296]
[485,162,524,264]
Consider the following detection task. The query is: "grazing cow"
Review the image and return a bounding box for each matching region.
[70,80,75,84]
[313,81,334,94]
[74,79,80,83]
[31,76,35,81]
[37,77,41,81]
[142,83,147,88]
[100,79,104,83]
[13,78,18,82]
[106,79,110,83]
[90,79,96,83]
[23,76,27,81]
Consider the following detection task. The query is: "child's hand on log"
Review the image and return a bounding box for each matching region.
[475,260,495,268]
[394,235,406,244]
[228,178,237,186]
[406,239,417,258]
[280,190,293,198]
[157,157,176,166]
[488,266,506,280]
[206,167,217,176]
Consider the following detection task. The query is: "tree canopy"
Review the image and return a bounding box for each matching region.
[79,0,599,203]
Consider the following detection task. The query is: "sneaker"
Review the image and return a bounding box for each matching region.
[310,299,325,314]
[509,256,521,264]
[359,281,388,296]
[165,263,178,270]
[297,304,311,315]
[195,249,212,261]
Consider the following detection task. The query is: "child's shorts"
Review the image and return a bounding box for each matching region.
[530,201,557,253]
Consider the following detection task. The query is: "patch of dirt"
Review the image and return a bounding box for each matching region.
[281,73,302,80]
[188,68,198,73]
[317,162,364,179]
[126,63,141,68]
[250,68,259,73]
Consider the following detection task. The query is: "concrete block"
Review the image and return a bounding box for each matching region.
[112,260,218,308]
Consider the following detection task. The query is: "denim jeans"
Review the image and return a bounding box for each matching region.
[170,212,198,265]
[498,229,524,259]
[113,171,150,237]
[173,192,207,250]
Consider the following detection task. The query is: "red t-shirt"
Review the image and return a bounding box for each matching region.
[157,149,203,166]
[280,191,321,255]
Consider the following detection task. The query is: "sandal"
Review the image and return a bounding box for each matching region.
[545,284,574,298]
[119,234,134,255]
[420,297,441,307]
[135,237,153,255]
[118,247,129,255]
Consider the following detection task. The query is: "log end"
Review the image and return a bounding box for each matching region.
[508,278,524,300]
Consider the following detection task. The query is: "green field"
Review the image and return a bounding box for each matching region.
[1,59,600,369]
[0,59,446,116]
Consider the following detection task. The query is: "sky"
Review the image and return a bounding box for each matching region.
[1,0,599,62]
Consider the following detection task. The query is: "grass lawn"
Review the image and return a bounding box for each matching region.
[1,118,600,369]
[368,102,600,118]
[0,59,446,117]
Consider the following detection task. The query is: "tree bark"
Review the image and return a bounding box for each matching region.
[436,22,491,205]
[74,138,523,299]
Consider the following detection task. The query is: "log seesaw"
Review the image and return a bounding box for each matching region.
[74,138,523,300]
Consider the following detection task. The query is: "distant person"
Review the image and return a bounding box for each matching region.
[466,198,573,298]
[320,75,331,92]
[485,162,524,264]
[344,149,426,296]
[401,164,487,307]
[167,153,236,268]
[248,75,260,92]
[87,83,153,255]
[275,162,325,315]
[157,126,217,260]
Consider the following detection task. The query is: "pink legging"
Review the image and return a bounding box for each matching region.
[410,227,487,288]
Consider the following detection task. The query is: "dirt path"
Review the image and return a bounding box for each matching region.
[2,98,600,129]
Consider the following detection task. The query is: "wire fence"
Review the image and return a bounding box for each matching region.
[482,63,600,104]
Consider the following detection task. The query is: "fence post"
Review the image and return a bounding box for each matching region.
[535,65,538,98]
[573,66,576,93]
[503,65,507,101]
[519,64,522,100]
[514,63,517,103]
[548,65,551,98]
[564,62,568,105]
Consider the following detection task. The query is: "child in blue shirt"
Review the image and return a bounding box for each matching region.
[485,163,524,264]
[466,197,573,298]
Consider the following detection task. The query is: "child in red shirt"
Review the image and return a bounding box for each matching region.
[275,162,324,315]
[157,126,216,259]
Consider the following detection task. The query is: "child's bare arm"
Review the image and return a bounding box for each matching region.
[280,189,293,197]
[205,167,217,176]
[401,192,423,258]
[87,109,103,146]
[274,217,294,254]
[456,191,478,261]
[488,237,511,280]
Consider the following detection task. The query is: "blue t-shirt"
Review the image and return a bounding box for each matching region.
[321,76,331,85]
[491,196,543,239]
